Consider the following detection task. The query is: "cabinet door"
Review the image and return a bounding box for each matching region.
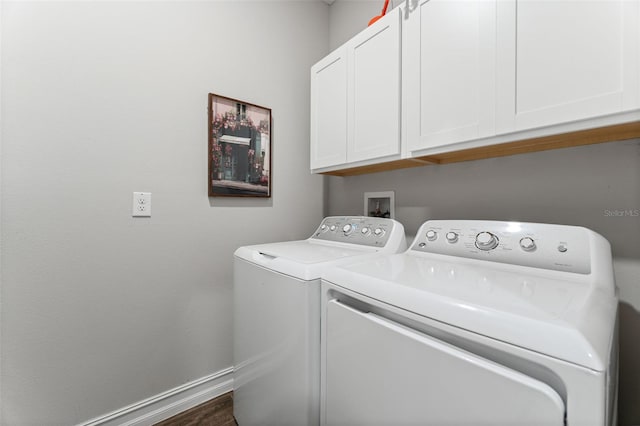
[347,9,401,163]
[496,0,640,134]
[405,0,497,153]
[310,47,348,170]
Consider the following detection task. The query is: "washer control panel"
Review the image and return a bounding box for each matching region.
[312,216,396,247]
[411,220,592,274]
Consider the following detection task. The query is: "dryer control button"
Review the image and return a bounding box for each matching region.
[519,237,536,252]
[445,232,459,243]
[475,232,499,250]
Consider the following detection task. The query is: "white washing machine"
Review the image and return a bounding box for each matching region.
[233,216,406,426]
[321,220,618,426]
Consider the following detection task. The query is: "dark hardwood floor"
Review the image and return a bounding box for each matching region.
[153,392,236,426]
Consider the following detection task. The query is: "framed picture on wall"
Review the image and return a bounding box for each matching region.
[364,191,395,219]
[208,93,272,197]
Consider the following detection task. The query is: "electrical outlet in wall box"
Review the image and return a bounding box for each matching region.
[132,192,151,217]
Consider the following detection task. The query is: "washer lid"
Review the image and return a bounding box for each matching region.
[234,240,380,281]
[323,252,618,371]
[250,240,375,264]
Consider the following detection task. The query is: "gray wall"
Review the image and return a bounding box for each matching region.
[329,0,380,50]
[0,1,328,424]
[327,142,640,258]
[0,0,3,420]
[327,2,640,425]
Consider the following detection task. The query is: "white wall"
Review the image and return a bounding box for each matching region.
[327,3,640,425]
[0,1,328,424]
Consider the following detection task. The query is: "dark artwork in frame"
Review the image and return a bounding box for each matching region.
[208,93,272,197]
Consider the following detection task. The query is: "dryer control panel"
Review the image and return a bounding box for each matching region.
[411,220,595,274]
[312,216,399,248]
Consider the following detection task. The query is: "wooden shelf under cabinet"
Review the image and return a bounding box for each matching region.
[319,121,640,177]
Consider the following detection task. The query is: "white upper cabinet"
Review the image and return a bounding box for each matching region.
[404,0,497,154]
[496,0,640,134]
[348,8,402,163]
[310,47,348,170]
[310,9,401,171]
[310,1,640,175]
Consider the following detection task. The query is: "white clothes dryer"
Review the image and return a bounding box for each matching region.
[321,220,618,426]
[233,216,406,426]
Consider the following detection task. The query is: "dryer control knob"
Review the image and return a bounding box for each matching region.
[329,225,337,232]
[445,232,459,243]
[519,237,536,252]
[342,224,354,235]
[475,232,499,251]
[361,227,371,235]
[320,224,328,232]
[426,230,438,241]
[373,228,385,237]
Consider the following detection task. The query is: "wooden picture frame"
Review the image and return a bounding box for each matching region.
[208,93,272,197]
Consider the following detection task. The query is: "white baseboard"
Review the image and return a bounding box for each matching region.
[78,367,234,426]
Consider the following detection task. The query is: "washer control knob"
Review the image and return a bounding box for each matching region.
[320,224,328,232]
[475,232,499,251]
[519,237,536,252]
[373,228,385,237]
[426,230,438,241]
[361,227,370,235]
[329,225,336,232]
[445,232,459,244]
[342,224,354,235]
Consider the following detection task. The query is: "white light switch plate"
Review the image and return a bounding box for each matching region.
[132,192,151,217]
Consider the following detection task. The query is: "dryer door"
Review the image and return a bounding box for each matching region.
[324,300,565,425]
